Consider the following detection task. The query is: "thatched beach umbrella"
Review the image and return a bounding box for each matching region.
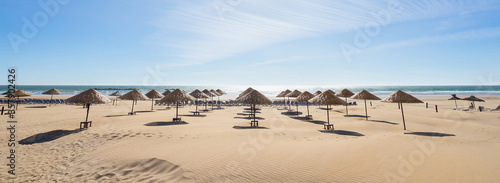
[236,89,272,124]
[190,89,209,112]
[215,89,226,107]
[120,89,149,115]
[145,89,164,111]
[382,90,423,130]
[3,89,31,109]
[237,87,255,100]
[448,94,461,110]
[276,89,292,109]
[462,95,485,109]
[66,89,110,125]
[351,90,381,120]
[286,90,302,115]
[210,89,222,108]
[162,90,171,96]
[309,90,347,130]
[159,89,194,121]
[109,91,122,105]
[42,88,62,106]
[336,89,355,115]
[315,91,322,96]
[295,91,315,119]
[202,89,217,110]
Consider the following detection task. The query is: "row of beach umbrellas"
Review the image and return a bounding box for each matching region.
[276,88,422,130]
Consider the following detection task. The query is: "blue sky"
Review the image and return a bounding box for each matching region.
[1,0,500,86]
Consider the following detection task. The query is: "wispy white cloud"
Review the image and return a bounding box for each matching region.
[366,27,500,52]
[146,0,500,66]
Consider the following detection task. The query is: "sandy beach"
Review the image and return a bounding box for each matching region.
[0,95,499,182]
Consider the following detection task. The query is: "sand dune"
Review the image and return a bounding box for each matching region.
[1,96,499,182]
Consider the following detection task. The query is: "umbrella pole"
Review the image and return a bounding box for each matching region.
[176,102,179,118]
[151,98,154,111]
[345,97,348,115]
[253,104,256,121]
[196,99,198,111]
[16,96,19,110]
[306,102,310,116]
[85,103,90,121]
[296,103,299,116]
[131,100,135,113]
[211,97,214,110]
[454,100,458,110]
[205,98,207,110]
[50,94,54,106]
[401,103,406,130]
[116,96,118,105]
[364,99,368,120]
[327,105,330,124]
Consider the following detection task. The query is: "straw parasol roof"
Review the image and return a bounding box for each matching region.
[285,90,302,98]
[120,89,149,100]
[314,91,322,96]
[335,89,354,98]
[276,89,291,97]
[3,89,31,97]
[448,94,461,100]
[351,90,381,120]
[145,89,164,99]
[110,91,122,96]
[159,89,195,103]
[351,90,381,100]
[382,90,423,103]
[236,90,272,105]
[210,89,221,96]
[42,88,62,95]
[382,90,422,130]
[309,90,346,105]
[462,95,485,102]
[216,89,226,95]
[162,90,171,96]
[202,89,217,97]
[66,89,110,104]
[190,89,209,99]
[295,91,315,102]
[237,87,255,99]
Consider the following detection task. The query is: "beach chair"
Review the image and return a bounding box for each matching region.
[324,123,334,130]
[491,105,500,111]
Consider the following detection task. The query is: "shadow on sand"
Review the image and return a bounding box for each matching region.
[369,120,398,125]
[404,132,455,137]
[25,106,47,108]
[281,111,303,115]
[234,116,266,120]
[233,126,269,129]
[319,130,365,137]
[105,114,130,117]
[180,114,207,117]
[344,114,368,118]
[144,121,188,126]
[135,110,156,113]
[19,129,84,145]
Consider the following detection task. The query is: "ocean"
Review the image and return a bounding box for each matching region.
[3,85,500,99]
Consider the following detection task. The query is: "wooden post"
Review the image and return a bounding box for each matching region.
[1,106,4,115]
[296,103,299,116]
[364,99,368,120]
[306,102,310,116]
[401,103,406,130]
[85,103,90,121]
[176,102,179,118]
[435,105,438,113]
[131,100,135,113]
[398,103,400,109]
[426,103,428,108]
[50,94,54,106]
[370,101,372,106]
[151,98,154,111]
[345,97,349,115]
